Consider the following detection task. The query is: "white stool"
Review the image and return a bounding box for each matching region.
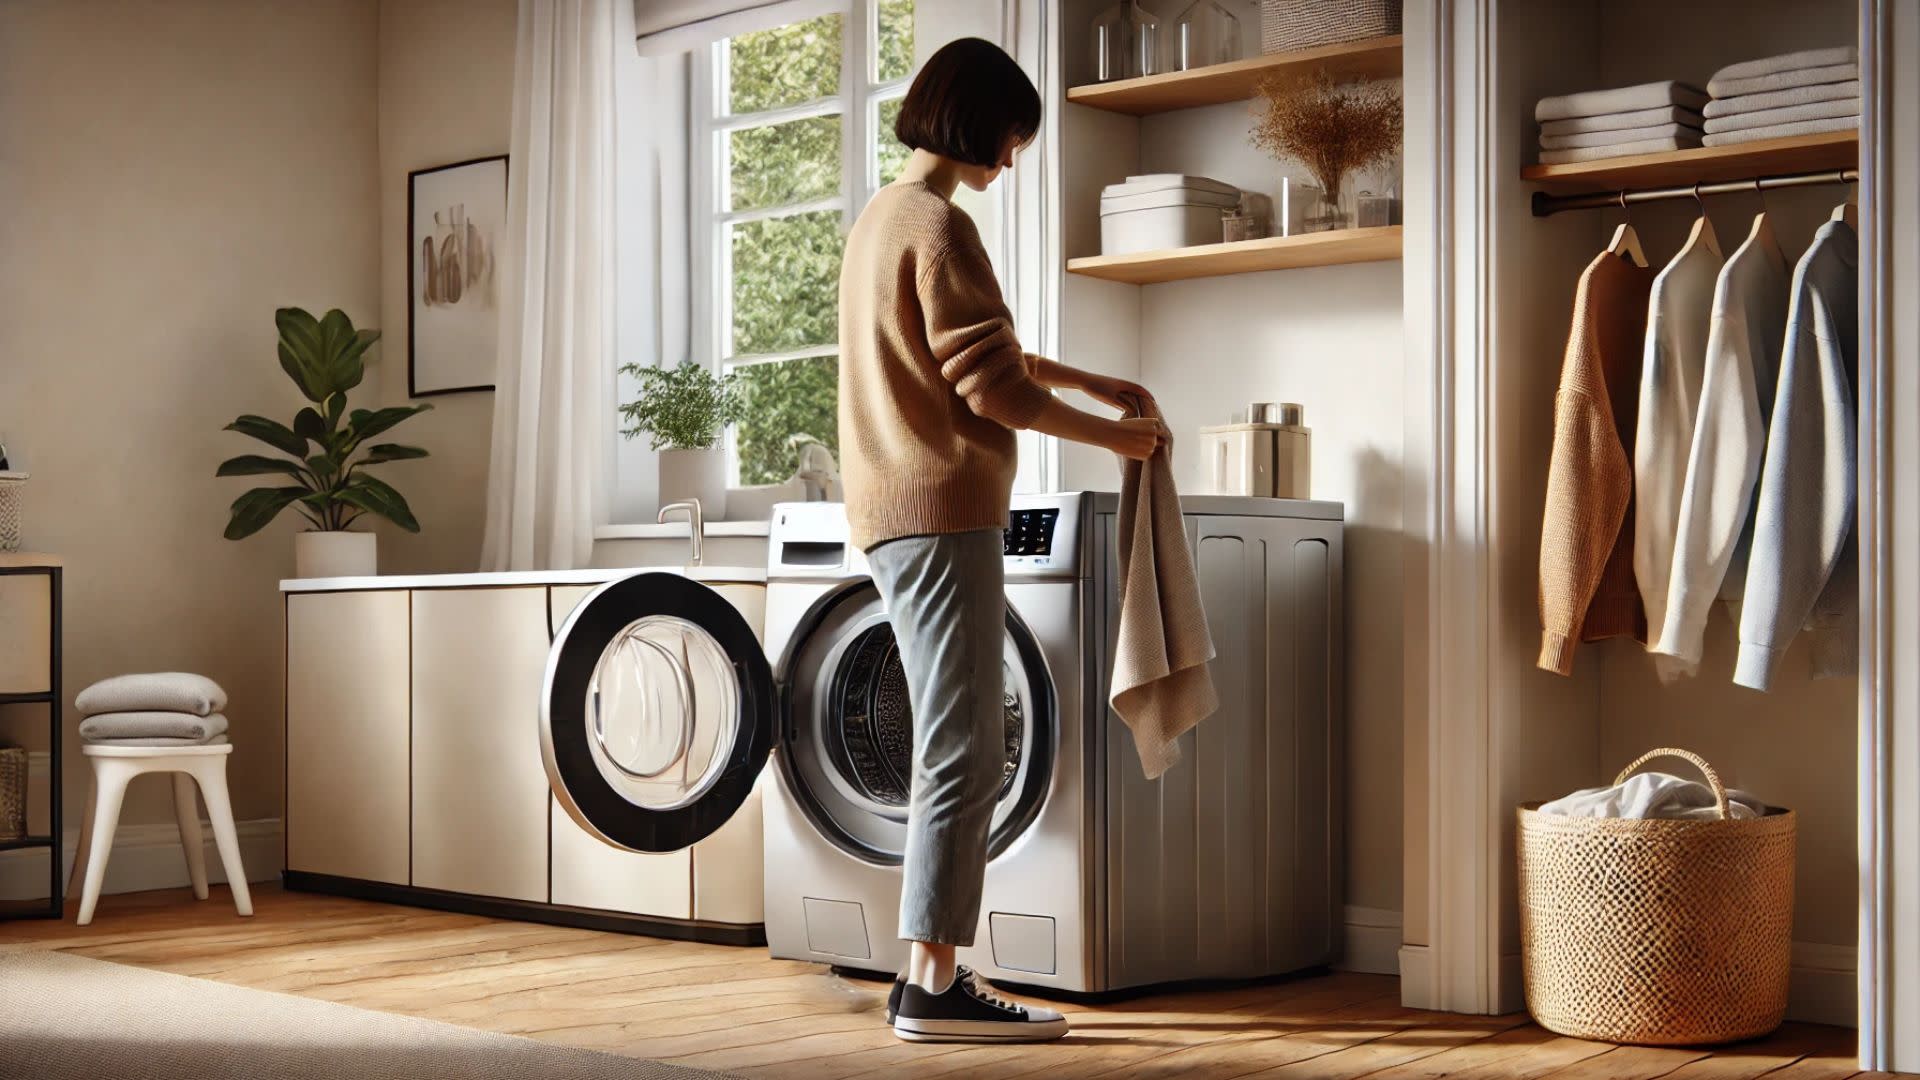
[69,743,253,925]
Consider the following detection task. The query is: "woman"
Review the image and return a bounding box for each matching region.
[838,37,1167,1043]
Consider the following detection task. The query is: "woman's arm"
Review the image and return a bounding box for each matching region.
[1026,355,1155,413]
[1025,397,1168,461]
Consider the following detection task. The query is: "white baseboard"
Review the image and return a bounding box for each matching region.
[1399,942,1856,1026]
[0,815,282,903]
[1788,941,1858,1028]
[1338,905,1403,975]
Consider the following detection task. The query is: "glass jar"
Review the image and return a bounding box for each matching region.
[1092,0,1162,82]
[1174,0,1241,71]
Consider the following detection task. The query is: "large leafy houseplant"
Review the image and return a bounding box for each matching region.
[218,308,431,539]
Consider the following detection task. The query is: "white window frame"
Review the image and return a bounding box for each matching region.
[686,0,910,479]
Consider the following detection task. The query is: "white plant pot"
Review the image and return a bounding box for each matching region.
[658,447,728,519]
[295,531,378,579]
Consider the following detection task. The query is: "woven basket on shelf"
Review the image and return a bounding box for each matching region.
[0,473,23,553]
[1517,748,1795,1046]
[1260,0,1402,54]
[0,747,26,842]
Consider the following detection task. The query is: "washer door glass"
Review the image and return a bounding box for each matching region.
[778,581,1054,864]
[543,573,774,853]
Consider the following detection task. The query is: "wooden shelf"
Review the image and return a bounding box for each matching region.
[1522,131,1858,194]
[1066,35,1402,116]
[1066,226,1402,285]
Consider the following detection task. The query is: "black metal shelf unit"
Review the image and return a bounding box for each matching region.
[0,561,62,920]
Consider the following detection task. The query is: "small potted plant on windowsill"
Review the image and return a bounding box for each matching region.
[619,360,741,518]
[217,307,432,578]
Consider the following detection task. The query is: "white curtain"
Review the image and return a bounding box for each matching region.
[481,0,623,571]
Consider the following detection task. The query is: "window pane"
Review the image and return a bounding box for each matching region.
[877,0,914,82]
[731,114,841,211]
[876,97,909,184]
[731,210,843,355]
[733,356,840,486]
[729,13,841,114]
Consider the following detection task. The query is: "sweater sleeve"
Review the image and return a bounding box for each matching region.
[916,221,1052,430]
[1539,378,1633,674]
[1735,248,1858,689]
[1654,300,1767,665]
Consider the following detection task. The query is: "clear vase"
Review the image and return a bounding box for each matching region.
[1174,0,1241,71]
[1092,0,1162,82]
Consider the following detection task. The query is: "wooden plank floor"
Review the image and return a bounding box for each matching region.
[0,884,1888,1080]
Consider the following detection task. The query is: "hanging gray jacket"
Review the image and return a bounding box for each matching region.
[1734,219,1858,691]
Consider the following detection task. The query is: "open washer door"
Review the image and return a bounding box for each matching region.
[542,572,775,853]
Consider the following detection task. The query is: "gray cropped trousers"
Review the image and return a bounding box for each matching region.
[865,527,1005,947]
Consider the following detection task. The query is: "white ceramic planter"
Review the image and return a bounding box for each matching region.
[295,531,377,579]
[658,447,728,519]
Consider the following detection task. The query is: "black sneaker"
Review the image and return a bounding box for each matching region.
[892,966,1068,1042]
[885,975,904,1022]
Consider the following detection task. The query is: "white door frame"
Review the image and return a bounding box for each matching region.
[1400,0,1913,1064]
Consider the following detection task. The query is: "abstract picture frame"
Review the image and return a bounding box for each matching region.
[407,154,508,397]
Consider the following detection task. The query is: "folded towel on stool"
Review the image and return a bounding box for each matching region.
[82,734,231,748]
[76,673,227,717]
[1703,98,1859,134]
[79,711,229,744]
[1702,79,1860,118]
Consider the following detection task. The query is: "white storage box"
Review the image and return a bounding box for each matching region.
[1100,174,1241,255]
[1197,406,1311,498]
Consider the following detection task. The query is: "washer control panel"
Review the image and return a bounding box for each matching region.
[1003,508,1059,557]
[1003,493,1083,576]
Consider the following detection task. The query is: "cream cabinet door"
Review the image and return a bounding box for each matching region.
[547,583,693,918]
[286,591,411,884]
[411,587,552,902]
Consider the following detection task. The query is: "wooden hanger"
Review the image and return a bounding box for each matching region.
[1685,183,1721,259]
[1608,191,1648,267]
[1832,175,1858,228]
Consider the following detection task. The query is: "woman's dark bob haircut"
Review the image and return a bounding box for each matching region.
[893,37,1041,168]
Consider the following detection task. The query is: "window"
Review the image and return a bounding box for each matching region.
[692,0,915,486]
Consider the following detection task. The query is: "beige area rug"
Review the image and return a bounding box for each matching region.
[0,948,737,1080]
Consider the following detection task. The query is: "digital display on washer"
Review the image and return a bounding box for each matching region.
[1004,508,1059,556]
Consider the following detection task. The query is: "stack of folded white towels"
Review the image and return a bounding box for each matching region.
[1702,46,1860,147]
[75,673,229,747]
[1535,81,1707,165]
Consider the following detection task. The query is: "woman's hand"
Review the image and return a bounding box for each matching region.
[1079,372,1156,415]
[1108,416,1171,462]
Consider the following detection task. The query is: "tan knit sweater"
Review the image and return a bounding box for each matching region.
[838,181,1053,550]
[1538,250,1655,674]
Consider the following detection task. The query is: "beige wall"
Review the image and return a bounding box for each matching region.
[0,0,380,828]
[374,0,517,575]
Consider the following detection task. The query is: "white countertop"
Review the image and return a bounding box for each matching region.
[592,520,771,540]
[281,564,767,592]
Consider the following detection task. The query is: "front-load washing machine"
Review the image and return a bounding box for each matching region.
[542,492,1342,995]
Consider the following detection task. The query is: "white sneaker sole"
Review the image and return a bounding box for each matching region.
[893,1016,1069,1043]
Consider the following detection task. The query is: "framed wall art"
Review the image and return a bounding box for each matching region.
[407,155,507,396]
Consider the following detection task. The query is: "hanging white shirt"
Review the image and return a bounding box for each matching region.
[1633,229,1723,678]
[1651,214,1789,666]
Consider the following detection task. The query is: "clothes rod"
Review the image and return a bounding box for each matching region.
[1531,168,1858,218]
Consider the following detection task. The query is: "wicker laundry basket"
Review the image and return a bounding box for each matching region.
[0,472,23,552]
[0,747,26,842]
[1517,748,1795,1046]
[1261,0,1402,54]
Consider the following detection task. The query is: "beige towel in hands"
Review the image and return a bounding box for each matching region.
[1109,399,1218,779]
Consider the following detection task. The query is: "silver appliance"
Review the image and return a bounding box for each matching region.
[541,492,1343,994]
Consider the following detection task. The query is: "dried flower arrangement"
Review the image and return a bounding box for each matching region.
[1250,71,1403,222]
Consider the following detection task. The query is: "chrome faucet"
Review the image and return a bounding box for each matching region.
[657,499,704,566]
